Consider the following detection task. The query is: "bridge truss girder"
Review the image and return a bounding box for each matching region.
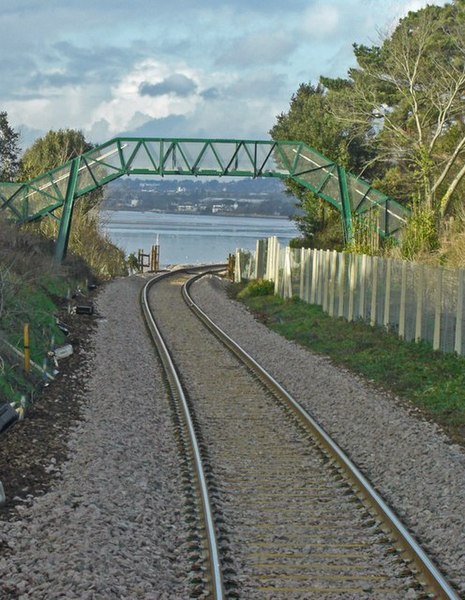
[0,137,409,261]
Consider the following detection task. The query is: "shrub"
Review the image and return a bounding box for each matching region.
[237,279,275,299]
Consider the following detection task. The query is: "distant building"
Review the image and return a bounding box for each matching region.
[177,204,197,212]
[212,202,238,213]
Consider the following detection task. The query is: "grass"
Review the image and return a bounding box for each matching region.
[0,219,95,407]
[1,283,69,405]
[230,282,465,445]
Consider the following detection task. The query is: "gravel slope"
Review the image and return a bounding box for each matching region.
[192,274,465,597]
[0,275,191,600]
[1,271,464,598]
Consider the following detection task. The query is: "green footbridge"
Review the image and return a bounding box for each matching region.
[0,137,409,261]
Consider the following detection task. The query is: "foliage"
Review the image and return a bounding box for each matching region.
[326,3,465,219]
[0,111,21,181]
[0,217,93,405]
[271,2,465,261]
[20,129,127,278]
[235,289,465,444]
[270,84,354,247]
[237,279,275,299]
[400,204,439,260]
[21,129,90,178]
[127,252,140,272]
[64,206,127,278]
[20,129,102,215]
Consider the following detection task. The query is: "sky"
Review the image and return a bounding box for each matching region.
[0,0,450,150]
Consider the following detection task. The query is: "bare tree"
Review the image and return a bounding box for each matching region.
[325,4,465,219]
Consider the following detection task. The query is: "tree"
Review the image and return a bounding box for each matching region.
[20,129,126,277]
[21,129,102,216]
[0,112,20,182]
[270,83,362,248]
[324,2,465,222]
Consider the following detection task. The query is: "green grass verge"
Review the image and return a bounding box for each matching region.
[231,282,465,444]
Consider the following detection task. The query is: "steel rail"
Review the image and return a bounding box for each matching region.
[183,271,460,600]
[140,267,226,600]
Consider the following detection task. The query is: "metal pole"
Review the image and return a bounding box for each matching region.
[337,165,354,245]
[23,323,30,373]
[54,157,80,262]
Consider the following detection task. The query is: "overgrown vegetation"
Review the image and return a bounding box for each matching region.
[232,281,465,445]
[19,129,127,278]
[271,1,465,264]
[0,217,95,406]
[237,278,275,299]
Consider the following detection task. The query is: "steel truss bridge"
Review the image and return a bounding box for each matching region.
[0,137,409,261]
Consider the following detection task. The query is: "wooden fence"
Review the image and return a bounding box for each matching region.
[235,237,465,356]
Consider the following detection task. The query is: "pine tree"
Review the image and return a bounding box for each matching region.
[0,111,20,182]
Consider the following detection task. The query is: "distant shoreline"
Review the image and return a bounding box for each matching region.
[101,208,295,220]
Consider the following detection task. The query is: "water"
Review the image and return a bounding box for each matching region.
[100,210,298,266]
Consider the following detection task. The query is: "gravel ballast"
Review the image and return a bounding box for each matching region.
[0,276,191,599]
[1,271,464,598]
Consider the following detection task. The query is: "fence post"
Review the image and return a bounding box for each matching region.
[254,240,260,279]
[299,247,305,300]
[255,239,266,279]
[433,266,443,351]
[415,263,424,342]
[310,250,318,304]
[150,244,160,272]
[265,236,276,281]
[305,249,312,303]
[328,250,338,317]
[399,260,408,339]
[455,269,464,355]
[383,258,392,329]
[235,250,242,282]
[359,254,367,320]
[317,250,325,306]
[322,250,331,312]
[348,254,357,322]
[338,252,346,318]
[283,246,293,299]
[370,256,378,326]
[313,250,319,305]
[274,241,281,295]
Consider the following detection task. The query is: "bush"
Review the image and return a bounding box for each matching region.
[237,279,275,299]
[400,205,439,260]
[0,217,93,405]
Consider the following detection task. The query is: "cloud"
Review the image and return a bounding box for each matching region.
[119,114,190,138]
[225,73,289,100]
[29,71,82,88]
[200,87,220,101]
[1,0,451,149]
[300,4,341,38]
[218,31,297,67]
[89,60,203,136]
[139,74,198,98]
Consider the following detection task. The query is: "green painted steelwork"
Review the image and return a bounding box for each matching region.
[0,137,409,261]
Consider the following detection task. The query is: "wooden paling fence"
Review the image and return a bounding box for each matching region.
[235,237,465,356]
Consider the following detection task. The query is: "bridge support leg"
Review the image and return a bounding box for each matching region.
[54,158,80,262]
[337,165,354,245]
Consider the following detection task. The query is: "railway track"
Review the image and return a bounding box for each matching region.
[141,267,460,599]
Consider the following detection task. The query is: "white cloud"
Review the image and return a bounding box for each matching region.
[89,60,203,135]
[0,0,453,148]
[218,31,298,67]
[300,4,341,38]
